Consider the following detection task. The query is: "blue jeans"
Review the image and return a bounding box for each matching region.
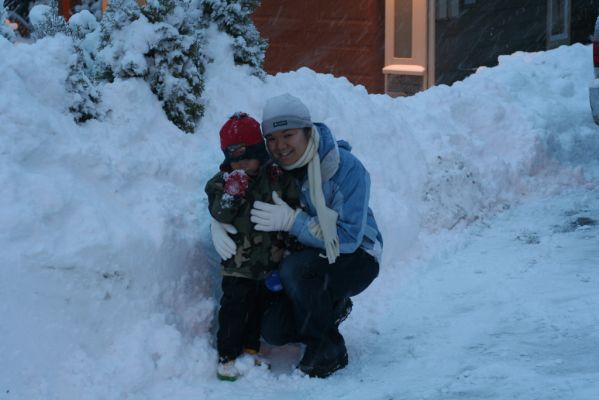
[262,247,379,347]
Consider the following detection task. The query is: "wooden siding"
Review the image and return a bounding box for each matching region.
[571,0,599,43]
[252,0,385,93]
[435,0,547,85]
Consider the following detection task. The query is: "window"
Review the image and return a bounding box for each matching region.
[394,0,413,58]
[436,0,477,20]
[547,0,570,47]
[550,0,567,38]
[436,0,462,20]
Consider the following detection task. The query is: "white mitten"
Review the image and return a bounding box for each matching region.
[210,217,238,260]
[251,191,300,232]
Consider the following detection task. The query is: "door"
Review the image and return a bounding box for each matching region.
[384,0,433,96]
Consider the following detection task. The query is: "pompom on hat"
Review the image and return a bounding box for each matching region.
[219,112,268,165]
[261,94,313,136]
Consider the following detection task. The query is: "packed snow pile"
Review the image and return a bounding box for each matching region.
[1,27,598,399]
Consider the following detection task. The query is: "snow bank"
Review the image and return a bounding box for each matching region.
[0,29,597,397]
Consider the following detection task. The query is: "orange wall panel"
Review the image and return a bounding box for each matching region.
[253,0,385,93]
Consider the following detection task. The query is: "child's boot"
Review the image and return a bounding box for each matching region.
[217,360,240,381]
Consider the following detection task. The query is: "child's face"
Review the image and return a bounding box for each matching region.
[230,159,261,176]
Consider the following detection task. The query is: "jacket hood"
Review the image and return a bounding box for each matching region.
[314,123,347,182]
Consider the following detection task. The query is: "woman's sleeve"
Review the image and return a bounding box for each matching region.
[289,155,370,253]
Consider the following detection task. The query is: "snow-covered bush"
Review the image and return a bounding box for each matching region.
[95,0,144,81]
[202,0,266,77]
[141,0,207,133]
[26,0,266,133]
[95,0,207,132]
[74,0,103,20]
[29,0,70,40]
[62,8,102,125]
[1,4,17,42]
[68,9,98,39]
[66,45,101,123]
[98,0,141,49]
[29,1,99,122]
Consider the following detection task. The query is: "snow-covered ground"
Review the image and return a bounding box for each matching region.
[1,28,598,399]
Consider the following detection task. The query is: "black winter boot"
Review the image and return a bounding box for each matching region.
[298,329,348,378]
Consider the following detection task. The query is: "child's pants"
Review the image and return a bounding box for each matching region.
[217,276,269,362]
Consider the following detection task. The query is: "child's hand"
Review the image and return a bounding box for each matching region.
[223,169,250,197]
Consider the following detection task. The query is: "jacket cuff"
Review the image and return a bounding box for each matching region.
[289,210,309,238]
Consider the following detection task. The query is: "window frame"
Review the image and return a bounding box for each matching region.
[385,0,428,68]
[547,0,571,47]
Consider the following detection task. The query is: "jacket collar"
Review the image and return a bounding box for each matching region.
[314,123,340,183]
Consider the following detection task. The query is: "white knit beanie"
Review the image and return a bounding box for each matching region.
[261,94,313,136]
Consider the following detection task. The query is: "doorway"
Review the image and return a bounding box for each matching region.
[384,0,434,96]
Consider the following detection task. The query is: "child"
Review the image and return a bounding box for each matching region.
[204,112,300,381]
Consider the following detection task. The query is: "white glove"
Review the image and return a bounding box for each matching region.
[210,217,238,260]
[251,191,300,232]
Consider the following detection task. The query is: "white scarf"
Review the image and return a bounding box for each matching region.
[281,127,340,263]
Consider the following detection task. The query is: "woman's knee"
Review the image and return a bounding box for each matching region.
[278,257,298,285]
[261,297,297,345]
[278,249,320,287]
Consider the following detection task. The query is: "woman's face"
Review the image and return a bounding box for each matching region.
[265,128,309,167]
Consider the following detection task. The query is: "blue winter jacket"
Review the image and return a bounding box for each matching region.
[289,123,383,261]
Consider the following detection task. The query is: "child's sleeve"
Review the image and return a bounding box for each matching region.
[204,173,246,223]
[277,169,306,252]
[273,165,301,208]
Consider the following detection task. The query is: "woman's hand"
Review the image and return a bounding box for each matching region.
[210,217,238,260]
[251,192,300,232]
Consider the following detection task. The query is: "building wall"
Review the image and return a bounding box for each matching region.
[252,0,385,93]
[56,1,598,94]
[435,0,547,86]
[571,0,599,43]
[59,0,78,19]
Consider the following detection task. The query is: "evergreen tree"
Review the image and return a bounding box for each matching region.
[62,9,103,125]
[202,0,266,77]
[99,0,142,47]
[68,9,99,40]
[141,0,207,133]
[96,0,206,132]
[0,4,16,42]
[74,0,103,20]
[142,0,176,23]
[146,23,205,133]
[55,0,265,133]
[66,44,101,123]
[95,0,143,81]
[30,0,70,40]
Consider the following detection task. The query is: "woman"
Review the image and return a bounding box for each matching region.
[211,93,382,378]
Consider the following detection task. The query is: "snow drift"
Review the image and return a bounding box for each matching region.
[0,28,597,398]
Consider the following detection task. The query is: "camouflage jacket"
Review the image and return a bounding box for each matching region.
[205,162,302,280]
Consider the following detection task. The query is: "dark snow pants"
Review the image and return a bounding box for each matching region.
[217,276,270,362]
[261,248,379,348]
